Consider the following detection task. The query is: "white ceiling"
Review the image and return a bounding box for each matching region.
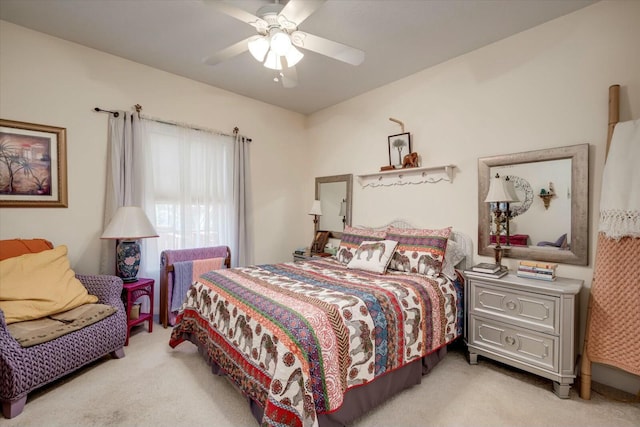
[0,0,596,115]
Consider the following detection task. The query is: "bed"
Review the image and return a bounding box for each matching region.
[169,221,473,427]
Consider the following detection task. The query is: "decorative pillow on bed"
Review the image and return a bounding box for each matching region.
[386,226,452,276]
[347,240,398,274]
[441,239,466,280]
[336,225,386,264]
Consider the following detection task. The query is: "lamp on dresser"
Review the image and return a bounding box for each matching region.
[309,200,322,226]
[484,173,519,265]
[101,206,158,283]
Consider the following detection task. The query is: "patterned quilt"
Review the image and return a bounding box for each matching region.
[169,258,463,427]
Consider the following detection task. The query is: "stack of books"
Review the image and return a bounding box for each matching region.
[516,261,558,281]
[466,262,509,279]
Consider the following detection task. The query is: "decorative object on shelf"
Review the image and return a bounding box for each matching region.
[101,206,159,283]
[0,119,68,208]
[310,230,330,254]
[380,165,396,172]
[484,173,520,266]
[358,164,456,188]
[388,132,411,168]
[338,199,347,227]
[539,182,556,209]
[402,152,419,168]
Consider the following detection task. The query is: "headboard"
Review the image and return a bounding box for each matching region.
[358,219,474,271]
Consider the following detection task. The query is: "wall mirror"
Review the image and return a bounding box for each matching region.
[315,174,353,239]
[478,144,589,265]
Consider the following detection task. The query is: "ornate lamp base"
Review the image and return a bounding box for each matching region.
[493,246,504,267]
[116,240,141,283]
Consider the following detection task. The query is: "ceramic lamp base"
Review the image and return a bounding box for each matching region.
[116,240,141,283]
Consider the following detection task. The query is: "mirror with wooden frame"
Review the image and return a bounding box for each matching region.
[478,144,589,265]
[315,174,353,239]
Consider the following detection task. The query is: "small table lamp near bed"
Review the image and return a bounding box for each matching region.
[484,173,519,266]
[101,206,158,283]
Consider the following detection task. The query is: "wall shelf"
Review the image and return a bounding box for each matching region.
[357,165,456,188]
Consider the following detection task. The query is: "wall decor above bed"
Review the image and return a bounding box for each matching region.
[357,164,456,188]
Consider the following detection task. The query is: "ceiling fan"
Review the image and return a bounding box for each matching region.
[203,0,365,88]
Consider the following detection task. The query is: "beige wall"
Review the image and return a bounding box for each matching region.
[0,20,309,271]
[1,0,639,393]
[306,1,640,393]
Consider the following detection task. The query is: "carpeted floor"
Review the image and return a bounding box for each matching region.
[3,324,639,427]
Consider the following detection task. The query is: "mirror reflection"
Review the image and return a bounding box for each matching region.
[315,174,353,239]
[478,144,588,265]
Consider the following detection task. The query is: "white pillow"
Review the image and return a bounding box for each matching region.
[441,239,466,280]
[347,240,398,274]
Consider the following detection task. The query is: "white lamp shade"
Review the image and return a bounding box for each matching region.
[248,35,269,62]
[263,50,282,70]
[101,206,158,240]
[284,45,304,67]
[484,174,519,203]
[309,200,322,216]
[270,31,292,56]
[504,177,520,202]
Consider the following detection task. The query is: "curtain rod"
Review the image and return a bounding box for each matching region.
[93,105,251,142]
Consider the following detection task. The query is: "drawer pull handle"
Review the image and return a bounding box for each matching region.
[505,336,516,346]
[506,300,517,310]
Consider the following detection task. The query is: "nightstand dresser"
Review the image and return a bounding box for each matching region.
[464,272,583,398]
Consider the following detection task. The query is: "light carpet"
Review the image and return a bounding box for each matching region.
[3,324,639,427]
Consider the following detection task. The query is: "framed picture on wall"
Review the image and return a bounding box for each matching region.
[388,132,411,168]
[0,119,68,207]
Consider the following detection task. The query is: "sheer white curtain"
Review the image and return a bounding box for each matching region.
[138,119,238,282]
[101,114,250,286]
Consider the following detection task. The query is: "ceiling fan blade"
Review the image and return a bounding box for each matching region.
[279,0,326,26]
[298,33,365,66]
[202,37,252,66]
[280,65,298,88]
[204,0,265,28]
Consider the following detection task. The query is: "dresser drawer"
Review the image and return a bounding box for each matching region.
[470,315,558,372]
[469,279,559,334]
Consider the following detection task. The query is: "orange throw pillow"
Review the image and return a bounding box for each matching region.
[0,238,54,261]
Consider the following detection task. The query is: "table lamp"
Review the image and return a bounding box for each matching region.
[309,200,322,226]
[101,206,158,283]
[484,173,519,266]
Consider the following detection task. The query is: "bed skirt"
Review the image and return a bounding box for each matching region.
[178,331,448,427]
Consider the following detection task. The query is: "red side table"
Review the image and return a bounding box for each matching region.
[122,277,154,346]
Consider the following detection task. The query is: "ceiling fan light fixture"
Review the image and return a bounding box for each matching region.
[263,50,282,70]
[248,36,269,62]
[284,45,304,67]
[270,30,292,56]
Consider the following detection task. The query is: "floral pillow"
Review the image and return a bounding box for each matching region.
[347,240,398,274]
[386,226,452,276]
[336,225,386,264]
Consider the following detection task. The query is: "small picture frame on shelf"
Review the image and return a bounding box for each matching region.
[388,132,411,168]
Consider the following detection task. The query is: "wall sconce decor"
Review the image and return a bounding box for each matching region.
[539,182,555,209]
[338,199,346,227]
[484,173,519,266]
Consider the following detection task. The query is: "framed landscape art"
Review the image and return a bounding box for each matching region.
[0,119,68,207]
[388,132,411,168]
